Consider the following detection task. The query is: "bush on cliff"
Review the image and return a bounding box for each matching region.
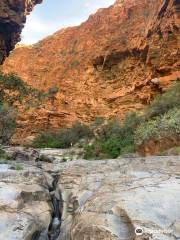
[0,72,46,105]
[145,81,180,118]
[0,73,29,96]
[135,108,180,146]
[33,121,94,148]
[135,81,180,146]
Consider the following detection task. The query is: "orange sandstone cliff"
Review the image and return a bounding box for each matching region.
[2,0,180,143]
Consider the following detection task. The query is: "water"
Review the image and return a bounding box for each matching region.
[32,174,62,240]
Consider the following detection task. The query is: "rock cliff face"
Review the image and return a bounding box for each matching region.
[2,0,180,140]
[0,0,42,64]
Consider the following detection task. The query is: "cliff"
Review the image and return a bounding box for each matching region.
[0,0,42,64]
[2,0,180,142]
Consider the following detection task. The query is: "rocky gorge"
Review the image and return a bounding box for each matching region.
[0,0,180,239]
[0,147,180,240]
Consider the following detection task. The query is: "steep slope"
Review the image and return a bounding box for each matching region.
[0,0,42,64]
[2,0,180,142]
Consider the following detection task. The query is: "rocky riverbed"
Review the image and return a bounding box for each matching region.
[0,147,180,240]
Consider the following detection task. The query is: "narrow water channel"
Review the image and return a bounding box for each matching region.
[32,174,63,240]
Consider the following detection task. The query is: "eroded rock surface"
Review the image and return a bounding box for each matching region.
[0,0,42,64]
[56,156,180,240]
[0,164,51,240]
[0,148,179,240]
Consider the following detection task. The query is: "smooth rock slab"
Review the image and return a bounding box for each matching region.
[0,166,52,240]
[0,154,180,240]
[55,156,180,240]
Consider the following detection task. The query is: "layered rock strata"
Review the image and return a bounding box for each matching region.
[1,0,180,140]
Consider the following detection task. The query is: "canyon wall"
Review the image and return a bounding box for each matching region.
[1,0,180,142]
[0,0,42,64]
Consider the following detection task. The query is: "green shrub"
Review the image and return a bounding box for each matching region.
[135,108,180,145]
[33,121,94,148]
[84,112,140,159]
[0,73,45,104]
[0,105,17,144]
[0,73,29,95]
[145,81,180,118]
[70,121,94,141]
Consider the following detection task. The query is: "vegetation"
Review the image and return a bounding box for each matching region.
[84,112,140,159]
[135,108,180,145]
[134,81,180,146]
[145,81,180,118]
[0,73,29,95]
[0,72,46,106]
[33,121,94,148]
[30,81,180,159]
[33,80,180,159]
[85,81,180,159]
[0,104,16,144]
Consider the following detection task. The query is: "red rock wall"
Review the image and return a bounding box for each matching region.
[1,0,180,142]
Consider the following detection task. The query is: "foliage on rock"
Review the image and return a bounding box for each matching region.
[33,121,94,148]
[135,108,180,146]
[145,81,180,118]
[84,112,140,159]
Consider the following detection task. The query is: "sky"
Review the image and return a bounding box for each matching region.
[21,0,115,44]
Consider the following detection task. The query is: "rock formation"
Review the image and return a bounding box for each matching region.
[0,147,180,239]
[1,0,180,141]
[0,0,42,64]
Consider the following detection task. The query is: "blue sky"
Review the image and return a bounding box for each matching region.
[21,0,115,44]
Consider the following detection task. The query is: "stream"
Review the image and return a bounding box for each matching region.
[32,173,63,240]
